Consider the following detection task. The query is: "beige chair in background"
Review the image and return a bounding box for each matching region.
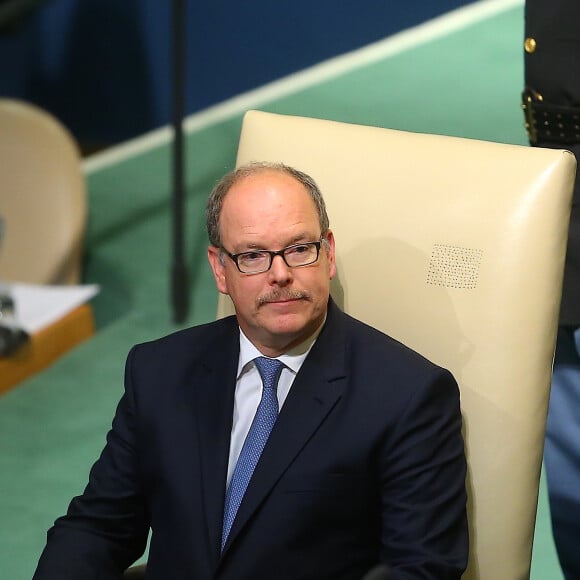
[217,110,576,579]
[0,99,92,395]
[0,98,86,284]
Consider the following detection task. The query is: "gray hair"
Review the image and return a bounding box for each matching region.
[206,161,330,248]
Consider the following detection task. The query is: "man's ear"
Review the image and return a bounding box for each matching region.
[325,230,337,280]
[207,246,229,295]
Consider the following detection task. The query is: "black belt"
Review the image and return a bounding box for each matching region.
[522,88,580,145]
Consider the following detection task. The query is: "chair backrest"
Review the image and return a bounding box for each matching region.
[0,99,86,285]
[217,110,576,579]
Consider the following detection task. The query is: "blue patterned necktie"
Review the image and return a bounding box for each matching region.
[221,356,284,550]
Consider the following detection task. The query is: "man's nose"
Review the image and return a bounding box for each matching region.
[268,254,292,285]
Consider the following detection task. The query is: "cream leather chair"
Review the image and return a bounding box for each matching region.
[217,110,576,579]
[0,99,86,284]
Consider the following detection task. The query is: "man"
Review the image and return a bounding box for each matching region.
[523,3,580,577]
[34,162,468,579]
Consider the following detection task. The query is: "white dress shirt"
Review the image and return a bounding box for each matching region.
[225,324,323,487]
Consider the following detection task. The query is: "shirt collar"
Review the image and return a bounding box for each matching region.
[237,317,326,379]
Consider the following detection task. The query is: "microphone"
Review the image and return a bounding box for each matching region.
[0,291,28,356]
[0,324,29,356]
[360,563,394,580]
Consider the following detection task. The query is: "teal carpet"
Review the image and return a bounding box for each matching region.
[0,2,563,578]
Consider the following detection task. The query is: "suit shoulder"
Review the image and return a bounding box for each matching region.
[121,315,239,395]
[341,310,453,380]
[130,315,236,359]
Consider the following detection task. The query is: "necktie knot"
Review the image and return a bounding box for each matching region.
[254,356,284,391]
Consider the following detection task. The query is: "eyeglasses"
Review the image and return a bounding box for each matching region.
[223,239,324,274]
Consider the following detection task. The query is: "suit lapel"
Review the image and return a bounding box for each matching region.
[222,301,349,553]
[188,317,239,560]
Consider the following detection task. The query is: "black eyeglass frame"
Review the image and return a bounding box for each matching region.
[222,238,325,274]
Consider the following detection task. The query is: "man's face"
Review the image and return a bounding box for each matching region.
[207,169,336,357]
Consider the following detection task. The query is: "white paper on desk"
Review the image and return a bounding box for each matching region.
[4,283,100,334]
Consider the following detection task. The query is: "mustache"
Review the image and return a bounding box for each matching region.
[257,290,311,306]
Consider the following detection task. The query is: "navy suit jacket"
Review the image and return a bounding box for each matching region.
[34,300,468,579]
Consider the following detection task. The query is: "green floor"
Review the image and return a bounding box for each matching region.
[0,2,563,578]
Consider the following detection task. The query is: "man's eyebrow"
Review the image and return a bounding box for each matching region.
[289,233,312,243]
[284,233,317,246]
[240,233,314,251]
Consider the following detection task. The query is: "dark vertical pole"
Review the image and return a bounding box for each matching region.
[171,0,188,323]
